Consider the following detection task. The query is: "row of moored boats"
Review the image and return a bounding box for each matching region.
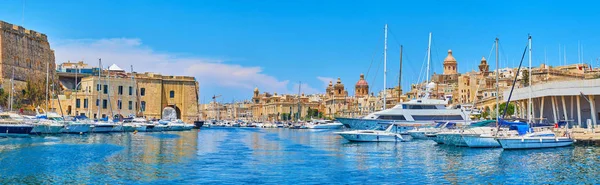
[0,112,195,137]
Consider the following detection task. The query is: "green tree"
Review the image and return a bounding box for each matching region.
[23,80,45,107]
[522,69,529,87]
[498,102,515,118]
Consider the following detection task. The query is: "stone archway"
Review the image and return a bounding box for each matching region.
[162,105,181,120]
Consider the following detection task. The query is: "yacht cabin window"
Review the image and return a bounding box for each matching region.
[402,104,438,109]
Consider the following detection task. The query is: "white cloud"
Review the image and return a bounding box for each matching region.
[316,76,335,88]
[51,38,318,97]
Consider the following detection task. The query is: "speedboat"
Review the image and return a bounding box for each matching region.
[461,119,526,148]
[408,121,457,139]
[60,115,92,134]
[336,83,472,131]
[306,120,344,129]
[0,115,34,137]
[92,120,121,133]
[335,123,405,142]
[163,120,185,131]
[496,130,573,149]
[29,110,66,134]
[435,120,497,146]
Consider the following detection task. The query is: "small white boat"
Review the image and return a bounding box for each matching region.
[163,120,186,131]
[335,124,405,142]
[62,121,92,134]
[92,121,120,133]
[496,130,573,149]
[408,122,456,139]
[306,120,344,129]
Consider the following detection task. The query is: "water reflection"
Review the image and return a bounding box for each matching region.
[0,129,599,184]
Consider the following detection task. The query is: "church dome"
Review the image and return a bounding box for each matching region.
[334,77,344,88]
[254,87,259,92]
[355,73,368,87]
[444,50,457,63]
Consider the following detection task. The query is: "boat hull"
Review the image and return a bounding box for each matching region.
[167,125,185,131]
[307,124,344,129]
[437,133,468,147]
[31,125,64,134]
[336,118,386,130]
[194,121,204,128]
[462,135,501,148]
[92,125,115,133]
[339,133,403,142]
[62,123,91,134]
[497,137,573,149]
[133,125,147,132]
[0,124,34,137]
[122,125,136,132]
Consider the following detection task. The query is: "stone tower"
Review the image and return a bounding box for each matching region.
[443,49,458,75]
[355,73,369,97]
[478,56,489,75]
[333,77,346,96]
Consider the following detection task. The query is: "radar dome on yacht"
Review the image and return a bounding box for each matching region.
[426,82,436,89]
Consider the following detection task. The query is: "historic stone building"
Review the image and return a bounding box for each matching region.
[249,87,320,121]
[0,20,55,103]
[443,50,458,75]
[51,63,200,123]
[355,74,369,97]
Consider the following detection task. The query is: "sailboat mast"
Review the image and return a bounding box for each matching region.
[528,35,532,124]
[297,81,301,121]
[10,68,14,112]
[426,32,432,83]
[74,64,78,116]
[130,65,135,118]
[97,59,101,120]
[45,61,49,115]
[495,38,499,125]
[383,24,387,110]
[398,45,403,100]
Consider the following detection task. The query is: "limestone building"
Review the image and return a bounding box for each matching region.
[51,63,200,123]
[0,20,55,102]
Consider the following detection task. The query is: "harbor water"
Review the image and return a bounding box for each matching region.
[1,128,599,184]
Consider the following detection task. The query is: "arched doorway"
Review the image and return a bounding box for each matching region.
[162,105,181,120]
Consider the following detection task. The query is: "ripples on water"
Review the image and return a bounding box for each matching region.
[0,128,599,184]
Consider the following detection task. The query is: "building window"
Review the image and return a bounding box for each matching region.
[117,100,122,109]
[97,84,101,91]
[76,99,81,108]
[140,88,146,96]
[118,86,123,95]
[94,114,97,119]
[102,99,107,109]
[128,101,133,110]
[84,99,88,108]
[141,101,146,112]
[96,99,100,106]
[103,85,108,94]
[170,90,175,98]
[129,86,133,96]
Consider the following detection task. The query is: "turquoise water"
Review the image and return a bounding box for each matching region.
[0,128,599,184]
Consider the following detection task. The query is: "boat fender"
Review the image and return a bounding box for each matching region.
[540,138,543,143]
[521,138,524,142]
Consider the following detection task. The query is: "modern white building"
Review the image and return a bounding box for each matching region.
[504,78,600,127]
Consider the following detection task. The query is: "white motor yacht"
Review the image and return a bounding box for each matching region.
[337,83,472,132]
[496,130,573,149]
[335,124,405,142]
[306,120,344,129]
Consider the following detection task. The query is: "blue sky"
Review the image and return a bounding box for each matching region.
[1,0,599,102]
